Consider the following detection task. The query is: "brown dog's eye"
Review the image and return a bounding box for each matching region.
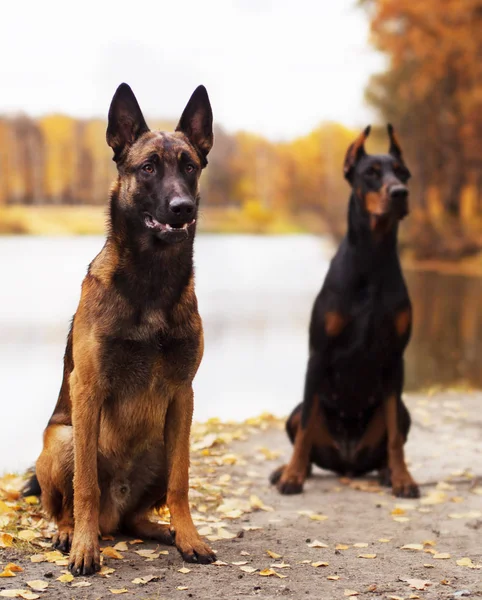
[142,163,154,174]
[185,164,196,174]
[365,167,379,177]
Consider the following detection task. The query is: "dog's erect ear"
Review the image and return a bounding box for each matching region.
[176,85,213,165]
[106,83,149,161]
[387,123,403,160]
[343,125,371,181]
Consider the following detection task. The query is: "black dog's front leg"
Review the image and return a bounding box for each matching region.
[275,353,338,494]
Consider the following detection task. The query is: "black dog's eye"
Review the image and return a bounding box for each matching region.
[142,163,154,174]
[394,165,410,180]
[365,167,379,178]
[185,163,196,174]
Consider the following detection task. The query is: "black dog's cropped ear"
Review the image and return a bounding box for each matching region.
[176,85,213,165]
[387,123,403,160]
[106,83,149,161]
[343,125,371,181]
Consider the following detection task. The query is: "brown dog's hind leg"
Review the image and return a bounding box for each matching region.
[123,513,174,546]
[36,424,75,554]
[53,516,74,553]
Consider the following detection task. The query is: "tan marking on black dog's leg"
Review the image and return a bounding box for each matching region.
[166,387,216,564]
[354,404,386,454]
[384,394,419,498]
[277,398,336,495]
[324,311,348,337]
[395,308,411,337]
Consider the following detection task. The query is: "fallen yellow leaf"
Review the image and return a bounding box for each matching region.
[24,496,39,505]
[102,546,124,559]
[113,541,128,552]
[401,578,432,590]
[358,554,376,559]
[344,590,359,597]
[0,569,16,577]
[307,539,328,548]
[131,575,159,584]
[433,553,450,559]
[26,581,48,592]
[29,555,46,564]
[178,567,191,574]
[57,573,74,583]
[109,589,128,594]
[266,550,282,559]
[353,543,368,548]
[18,530,39,542]
[327,575,340,580]
[335,544,350,550]
[401,544,424,551]
[0,533,14,547]
[311,561,329,567]
[240,566,257,573]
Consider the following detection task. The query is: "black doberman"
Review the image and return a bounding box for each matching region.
[270,125,420,499]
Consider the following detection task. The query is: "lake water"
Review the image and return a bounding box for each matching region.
[1,234,481,473]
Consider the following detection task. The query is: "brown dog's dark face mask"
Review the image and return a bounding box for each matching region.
[106,84,213,244]
[344,124,411,223]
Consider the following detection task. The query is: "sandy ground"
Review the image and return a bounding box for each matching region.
[0,391,481,600]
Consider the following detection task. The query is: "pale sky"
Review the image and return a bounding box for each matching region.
[1,0,385,140]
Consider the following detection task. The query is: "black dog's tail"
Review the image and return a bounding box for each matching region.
[22,471,41,497]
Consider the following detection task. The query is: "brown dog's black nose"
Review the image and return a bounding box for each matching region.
[390,185,408,202]
[168,197,195,220]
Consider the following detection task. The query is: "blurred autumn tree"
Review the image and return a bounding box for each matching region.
[362,0,482,258]
[0,115,359,233]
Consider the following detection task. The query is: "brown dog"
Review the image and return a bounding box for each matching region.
[26,83,216,575]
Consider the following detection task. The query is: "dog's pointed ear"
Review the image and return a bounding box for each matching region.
[106,83,149,161]
[387,123,403,159]
[176,85,213,165]
[343,125,371,181]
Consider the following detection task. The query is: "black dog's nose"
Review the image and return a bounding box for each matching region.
[168,197,195,220]
[390,185,408,202]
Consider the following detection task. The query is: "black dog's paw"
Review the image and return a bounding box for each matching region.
[269,465,286,485]
[392,473,420,499]
[277,478,304,495]
[378,467,392,487]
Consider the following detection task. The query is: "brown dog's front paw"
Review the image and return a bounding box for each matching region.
[392,473,420,499]
[175,533,216,564]
[68,533,100,576]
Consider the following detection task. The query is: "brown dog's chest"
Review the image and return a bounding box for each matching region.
[101,323,203,396]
